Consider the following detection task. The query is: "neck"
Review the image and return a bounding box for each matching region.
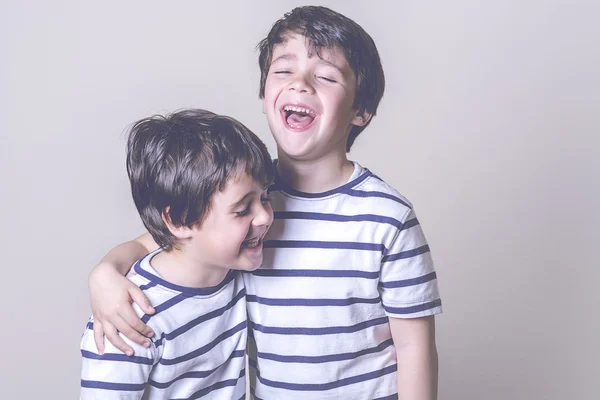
[150,249,229,289]
[276,150,355,193]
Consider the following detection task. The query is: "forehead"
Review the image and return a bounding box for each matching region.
[272,33,350,69]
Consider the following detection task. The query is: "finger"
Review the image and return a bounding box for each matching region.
[112,314,151,349]
[129,286,156,316]
[119,302,155,339]
[93,320,105,355]
[103,321,134,356]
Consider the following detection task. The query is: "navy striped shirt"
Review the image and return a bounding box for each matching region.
[244,163,442,399]
[80,250,247,399]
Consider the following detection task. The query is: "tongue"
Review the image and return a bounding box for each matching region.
[287,112,314,128]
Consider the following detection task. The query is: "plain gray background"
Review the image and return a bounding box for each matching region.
[1,1,598,399]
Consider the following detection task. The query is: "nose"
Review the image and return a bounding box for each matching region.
[288,73,315,94]
[253,200,274,229]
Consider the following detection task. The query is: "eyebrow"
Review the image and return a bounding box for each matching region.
[317,58,344,73]
[229,192,253,209]
[271,53,344,75]
[272,52,345,74]
[271,53,297,64]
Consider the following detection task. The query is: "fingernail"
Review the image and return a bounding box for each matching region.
[125,350,133,356]
[147,331,155,338]
[143,340,150,348]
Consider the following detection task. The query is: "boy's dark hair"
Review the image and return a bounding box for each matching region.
[257,6,385,151]
[126,109,273,250]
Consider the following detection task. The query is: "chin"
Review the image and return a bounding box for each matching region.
[246,263,262,271]
[276,140,315,160]
[236,262,262,272]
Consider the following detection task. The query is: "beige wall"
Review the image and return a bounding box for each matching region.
[1,1,598,398]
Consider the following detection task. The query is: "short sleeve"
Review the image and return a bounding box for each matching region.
[378,208,443,318]
[80,318,156,399]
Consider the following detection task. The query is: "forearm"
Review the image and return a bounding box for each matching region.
[396,341,438,400]
[88,233,158,353]
[389,316,438,400]
[97,233,157,275]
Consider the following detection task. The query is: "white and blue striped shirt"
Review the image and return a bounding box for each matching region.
[244,162,442,399]
[80,249,247,400]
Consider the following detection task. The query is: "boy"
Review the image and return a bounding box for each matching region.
[80,109,274,399]
[88,6,442,399]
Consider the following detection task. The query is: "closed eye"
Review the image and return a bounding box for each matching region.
[318,76,337,83]
[236,205,251,217]
[274,70,291,74]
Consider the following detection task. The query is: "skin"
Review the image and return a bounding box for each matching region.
[262,34,369,193]
[89,171,273,355]
[88,33,438,399]
[154,171,273,288]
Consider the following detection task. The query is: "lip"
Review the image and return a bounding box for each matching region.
[279,102,319,132]
[281,102,318,115]
[241,237,264,256]
[242,230,267,248]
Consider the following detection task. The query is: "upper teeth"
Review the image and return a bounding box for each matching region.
[283,105,314,115]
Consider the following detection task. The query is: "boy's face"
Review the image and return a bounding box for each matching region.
[262,33,367,162]
[181,170,273,272]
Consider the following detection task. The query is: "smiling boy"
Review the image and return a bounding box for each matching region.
[80,109,273,399]
[88,7,442,399]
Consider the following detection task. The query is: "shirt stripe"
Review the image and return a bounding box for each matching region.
[382,244,430,262]
[379,272,438,288]
[149,350,245,389]
[264,240,387,252]
[250,269,379,279]
[81,380,145,391]
[172,369,246,400]
[345,189,411,207]
[256,338,394,364]
[274,211,402,228]
[383,299,442,315]
[252,362,397,391]
[246,295,381,307]
[81,349,153,365]
[250,317,388,335]
[160,320,247,365]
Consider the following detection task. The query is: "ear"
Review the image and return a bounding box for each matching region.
[351,110,372,127]
[162,207,194,240]
[262,98,267,114]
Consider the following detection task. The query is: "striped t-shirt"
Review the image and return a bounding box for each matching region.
[80,249,247,400]
[244,162,442,399]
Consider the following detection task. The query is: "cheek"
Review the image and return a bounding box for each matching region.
[264,79,282,105]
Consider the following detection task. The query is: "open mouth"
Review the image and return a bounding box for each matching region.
[241,236,264,249]
[281,104,317,131]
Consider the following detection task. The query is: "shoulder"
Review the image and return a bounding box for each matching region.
[348,169,415,222]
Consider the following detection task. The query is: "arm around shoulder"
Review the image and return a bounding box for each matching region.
[88,232,158,355]
[95,232,157,275]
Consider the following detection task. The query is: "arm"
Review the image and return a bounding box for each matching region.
[378,206,443,398]
[389,316,438,400]
[89,233,158,355]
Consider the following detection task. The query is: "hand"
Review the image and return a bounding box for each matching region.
[89,262,156,355]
